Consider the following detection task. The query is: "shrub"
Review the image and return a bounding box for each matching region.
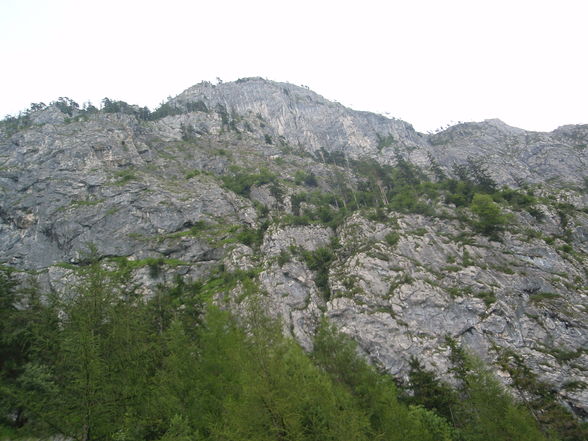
[277,250,291,266]
[113,169,137,185]
[385,232,400,247]
[470,193,508,235]
[235,227,264,247]
[294,170,318,187]
[301,247,334,301]
[222,168,277,197]
[475,291,497,307]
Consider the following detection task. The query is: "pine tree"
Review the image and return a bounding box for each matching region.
[16,255,157,440]
[447,339,548,441]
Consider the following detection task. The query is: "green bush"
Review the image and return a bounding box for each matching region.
[385,232,400,247]
[294,170,318,187]
[277,249,291,266]
[222,168,277,196]
[470,193,508,236]
[235,227,264,247]
[113,169,137,186]
[301,247,334,300]
[404,357,457,422]
[475,290,497,307]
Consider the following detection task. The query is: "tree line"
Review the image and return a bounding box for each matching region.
[2,258,580,441]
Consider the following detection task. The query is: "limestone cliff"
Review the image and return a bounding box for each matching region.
[1,78,586,418]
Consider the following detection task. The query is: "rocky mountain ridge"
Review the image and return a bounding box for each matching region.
[1,78,587,421]
[172,78,588,187]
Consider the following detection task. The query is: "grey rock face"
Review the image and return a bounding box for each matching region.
[0,112,258,270]
[234,209,587,417]
[171,79,587,188]
[29,105,68,125]
[172,77,425,156]
[422,119,588,187]
[1,78,587,418]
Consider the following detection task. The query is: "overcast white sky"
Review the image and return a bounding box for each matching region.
[1,0,586,133]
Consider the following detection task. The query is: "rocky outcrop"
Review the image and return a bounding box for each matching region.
[170,78,588,187]
[172,78,425,157]
[1,78,587,418]
[422,119,588,187]
[243,210,587,417]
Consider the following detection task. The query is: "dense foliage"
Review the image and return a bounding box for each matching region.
[251,149,544,239]
[0,263,570,441]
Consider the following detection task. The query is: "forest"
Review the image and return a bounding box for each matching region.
[2,257,583,441]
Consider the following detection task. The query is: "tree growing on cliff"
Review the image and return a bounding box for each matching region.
[470,193,508,236]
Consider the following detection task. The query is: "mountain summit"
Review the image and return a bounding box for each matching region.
[1,79,587,428]
[170,78,588,187]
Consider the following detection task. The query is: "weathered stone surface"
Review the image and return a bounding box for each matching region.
[171,79,588,188]
[261,224,333,257]
[172,78,425,158]
[1,78,587,418]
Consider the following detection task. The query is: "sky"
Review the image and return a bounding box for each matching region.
[1,0,586,133]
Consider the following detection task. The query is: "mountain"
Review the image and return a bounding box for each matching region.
[1,78,587,423]
[170,78,588,187]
